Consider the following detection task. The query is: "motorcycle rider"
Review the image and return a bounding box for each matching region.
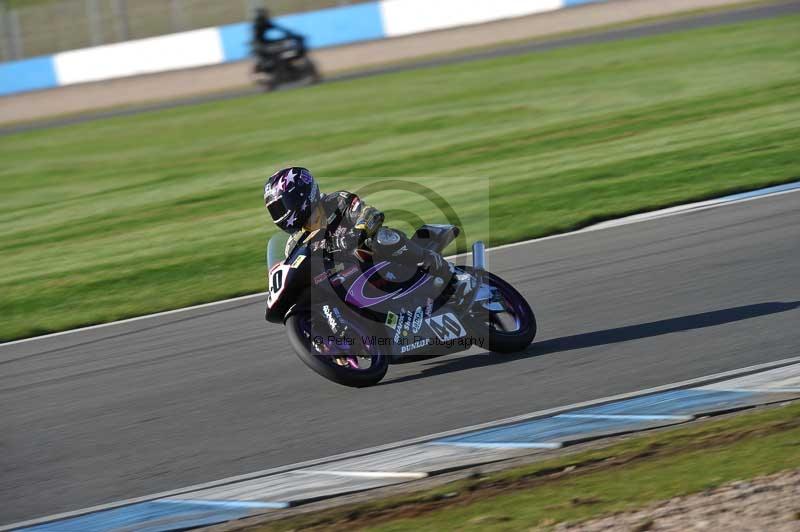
[263,167,473,300]
[252,8,306,54]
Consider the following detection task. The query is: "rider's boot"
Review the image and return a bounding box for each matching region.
[453,270,477,303]
[421,249,476,304]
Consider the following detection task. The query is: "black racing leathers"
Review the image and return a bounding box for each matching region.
[288,191,451,278]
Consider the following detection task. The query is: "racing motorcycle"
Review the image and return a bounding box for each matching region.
[266,225,536,387]
[251,36,320,91]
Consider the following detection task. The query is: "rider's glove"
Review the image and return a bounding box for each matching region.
[355,206,384,238]
[421,249,453,279]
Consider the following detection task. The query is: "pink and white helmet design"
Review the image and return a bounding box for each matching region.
[263,167,321,233]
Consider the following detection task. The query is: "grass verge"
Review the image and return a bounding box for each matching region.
[0,0,780,131]
[331,0,788,77]
[1,14,799,341]
[241,401,800,531]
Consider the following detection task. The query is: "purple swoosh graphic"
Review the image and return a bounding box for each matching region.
[393,273,432,300]
[345,262,432,309]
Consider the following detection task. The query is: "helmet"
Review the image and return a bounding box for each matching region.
[263,167,320,233]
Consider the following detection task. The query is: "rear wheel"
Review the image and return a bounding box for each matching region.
[464,269,536,353]
[285,308,388,388]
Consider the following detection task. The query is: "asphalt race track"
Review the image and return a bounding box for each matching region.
[2,191,799,525]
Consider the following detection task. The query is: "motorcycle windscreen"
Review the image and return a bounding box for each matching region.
[266,232,291,269]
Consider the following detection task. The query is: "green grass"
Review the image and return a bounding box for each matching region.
[335,0,785,77]
[251,402,800,531]
[2,14,799,341]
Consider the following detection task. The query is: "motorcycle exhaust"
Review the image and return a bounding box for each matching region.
[472,241,486,272]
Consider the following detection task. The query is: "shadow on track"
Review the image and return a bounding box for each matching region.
[382,301,799,385]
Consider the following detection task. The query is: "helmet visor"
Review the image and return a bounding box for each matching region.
[266,198,287,222]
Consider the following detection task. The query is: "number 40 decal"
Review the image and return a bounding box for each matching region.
[271,270,283,294]
[426,313,466,341]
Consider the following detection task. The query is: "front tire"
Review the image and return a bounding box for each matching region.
[285,310,388,388]
[464,269,536,353]
[304,59,321,84]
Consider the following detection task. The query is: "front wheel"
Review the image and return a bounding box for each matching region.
[285,309,389,388]
[463,269,536,353]
[304,59,321,84]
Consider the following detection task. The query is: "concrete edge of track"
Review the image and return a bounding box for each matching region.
[4,356,800,531]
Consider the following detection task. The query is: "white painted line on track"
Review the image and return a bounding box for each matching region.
[585,185,800,231]
[294,471,428,479]
[708,388,800,394]
[429,442,562,450]
[2,180,799,349]
[159,499,287,509]
[454,182,800,258]
[557,414,692,421]
[6,354,799,532]
[0,291,266,348]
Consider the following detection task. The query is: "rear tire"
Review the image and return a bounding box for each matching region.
[285,310,388,388]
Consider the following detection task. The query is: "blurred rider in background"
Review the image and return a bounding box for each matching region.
[263,167,474,301]
[252,8,306,54]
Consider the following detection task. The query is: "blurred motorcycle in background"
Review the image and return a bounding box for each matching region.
[251,36,320,91]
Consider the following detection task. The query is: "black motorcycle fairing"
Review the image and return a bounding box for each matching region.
[265,226,536,386]
[265,230,459,356]
[251,36,319,91]
[412,224,460,254]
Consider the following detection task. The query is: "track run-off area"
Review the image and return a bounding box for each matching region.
[3,0,799,135]
[2,186,799,527]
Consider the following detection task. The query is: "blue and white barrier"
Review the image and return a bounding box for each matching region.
[0,0,605,97]
[380,0,564,36]
[53,28,225,86]
[217,2,386,63]
[0,56,58,96]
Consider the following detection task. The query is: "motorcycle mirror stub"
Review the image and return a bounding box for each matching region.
[473,241,486,272]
